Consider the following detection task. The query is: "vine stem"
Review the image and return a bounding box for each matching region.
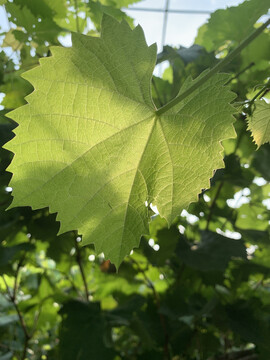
[156,19,270,116]
[2,258,31,360]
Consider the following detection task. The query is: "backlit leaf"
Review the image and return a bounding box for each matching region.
[195,0,270,52]
[7,15,236,266]
[248,100,270,148]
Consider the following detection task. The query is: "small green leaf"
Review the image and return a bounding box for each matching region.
[248,100,270,148]
[7,15,236,266]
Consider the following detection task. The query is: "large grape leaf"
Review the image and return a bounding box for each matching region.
[248,100,270,147]
[6,15,236,267]
[195,0,270,52]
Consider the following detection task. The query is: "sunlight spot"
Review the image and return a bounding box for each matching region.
[181,210,199,224]
[203,194,211,202]
[5,186,12,193]
[253,177,267,186]
[148,238,155,247]
[227,189,250,208]
[58,33,72,47]
[150,203,159,214]
[88,254,95,262]
[70,247,76,256]
[0,92,5,110]
[98,252,105,260]
[178,225,185,234]
[262,199,270,210]
[159,274,164,280]
[153,244,160,251]
[76,236,82,242]
[246,245,258,256]
[216,228,241,239]
[242,188,251,196]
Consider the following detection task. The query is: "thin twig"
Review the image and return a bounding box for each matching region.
[30,308,42,338]
[130,258,171,360]
[74,240,89,302]
[224,62,255,85]
[2,267,31,360]
[206,181,224,230]
[12,256,25,301]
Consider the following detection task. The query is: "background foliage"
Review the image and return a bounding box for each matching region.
[0,0,270,359]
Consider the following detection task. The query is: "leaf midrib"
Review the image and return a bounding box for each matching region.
[118,116,157,263]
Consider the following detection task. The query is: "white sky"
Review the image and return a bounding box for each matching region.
[126,0,243,50]
[0,0,244,50]
[0,0,245,106]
